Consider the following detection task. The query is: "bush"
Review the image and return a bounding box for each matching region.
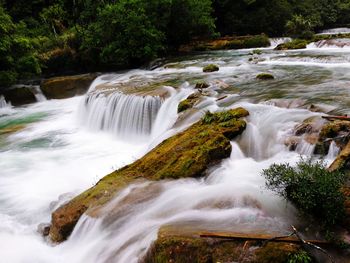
[262,158,346,228]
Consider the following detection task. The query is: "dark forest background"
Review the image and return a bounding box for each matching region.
[1,0,350,86]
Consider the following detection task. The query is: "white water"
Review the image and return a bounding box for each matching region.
[0,95,10,108]
[269,37,291,48]
[80,92,163,140]
[1,34,350,262]
[31,86,47,102]
[317,27,350,35]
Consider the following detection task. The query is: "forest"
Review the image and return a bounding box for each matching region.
[1,0,350,87]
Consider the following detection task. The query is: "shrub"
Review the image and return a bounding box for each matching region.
[262,158,346,228]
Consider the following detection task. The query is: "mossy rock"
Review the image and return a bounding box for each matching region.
[203,64,219,73]
[41,73,98,99]
[195,81,209,90]
[143,226,302,263]
[256,73,275,80]
[275,39,309,50]
[177,93,201,113]
[49,108,249,242]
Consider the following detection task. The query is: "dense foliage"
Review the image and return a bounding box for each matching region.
[1,0,350,87]
[262,158,346,228]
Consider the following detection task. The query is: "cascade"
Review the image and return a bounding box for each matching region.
[0,95,10,108]
[80,91,163,139]
[269,37,291,48]
[30,85,47,102]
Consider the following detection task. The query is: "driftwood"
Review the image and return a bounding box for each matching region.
[200,231,328,245]
[216,95,228,102]
[322,115,350,121]
[200,226,334,263]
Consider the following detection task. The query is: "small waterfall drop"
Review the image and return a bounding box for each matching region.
[30,86,47,102]
[80,91,163,139]
[269,37,291,48]
[326,141,340,160]
[0,95,10,108]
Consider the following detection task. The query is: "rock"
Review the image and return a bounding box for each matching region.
[49,108,249,242]
[37,223,51,237]
[256,73,274,80]
[318,120,350,151]
[328,140,350,172]
[177,93,201,113]
[194,81,209,90]
[203,64,219,73]
[275,39,308,50]
[41,73,98,99]
[143,226,301,263]
[1,86,37,106]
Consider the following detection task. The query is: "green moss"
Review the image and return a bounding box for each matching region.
[319,120,350,140]
[275,39,308,50]
[203,64,219,72]
[177,99,192,113]
[144,227,300,263]
[226,34,270,49]
[50,108,249,242]
[256,73,275,80]
[178,93,202,113]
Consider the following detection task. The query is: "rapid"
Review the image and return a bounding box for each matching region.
[1,36,350,262]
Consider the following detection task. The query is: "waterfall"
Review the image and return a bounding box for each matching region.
[80,91,163,139]
[0,95,10,108]
[326,141,340,160]
[30,86,47,102]
[307,38,350,49]
[269,37,291,48]
[317,27,350,35]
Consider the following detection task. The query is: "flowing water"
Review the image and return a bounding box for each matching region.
[1,37,350,262]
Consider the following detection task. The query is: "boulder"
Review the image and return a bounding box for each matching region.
[41,73,98,99]
[177,93,202,113]
[49,108,249,242]
[203,64,219,73]
[1,86,36,106]
[328,140,350,172]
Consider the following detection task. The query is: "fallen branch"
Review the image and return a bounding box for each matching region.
[322,115,350,121]
[199,231,328,245]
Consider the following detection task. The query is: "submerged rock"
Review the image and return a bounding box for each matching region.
[49,108,249,242]
[41,73,98,99]
[256,73,274,80]
[143,226,302,263]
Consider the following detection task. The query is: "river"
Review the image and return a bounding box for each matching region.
[1,37,350,262]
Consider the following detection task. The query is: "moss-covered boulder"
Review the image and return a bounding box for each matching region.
[177,93,201,113]
[1,86,37,106]
[329,140,350,172]
[275,39,309,50]
[49,108,249,242]
[143,226,303,263]
[256,73,274,80]
[203,64,219,73]
[41,73,98,99]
